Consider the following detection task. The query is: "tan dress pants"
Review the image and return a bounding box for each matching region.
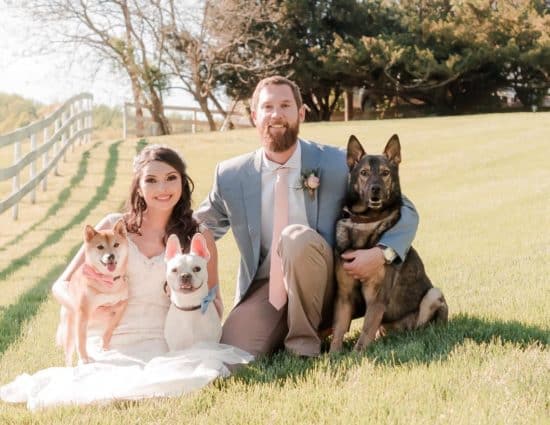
[221,224,334,357]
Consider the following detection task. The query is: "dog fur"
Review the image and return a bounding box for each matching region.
[163,233,221,351]
[329,134,448,353]
[57,219,129,365]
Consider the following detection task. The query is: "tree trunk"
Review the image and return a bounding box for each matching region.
[128,70,145,137]
[344,90,354,121]
[148,89,171,135]
[197,96,217,131]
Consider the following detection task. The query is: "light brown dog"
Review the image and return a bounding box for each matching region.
[57,219,129,365]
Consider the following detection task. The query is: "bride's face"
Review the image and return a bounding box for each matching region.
[138,160,182,212]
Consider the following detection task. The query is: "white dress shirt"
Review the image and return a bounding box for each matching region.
[255,143,309,280]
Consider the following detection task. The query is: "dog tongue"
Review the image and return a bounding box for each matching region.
[107,263,116,272]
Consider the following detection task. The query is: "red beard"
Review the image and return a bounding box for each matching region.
[261,120,300,152]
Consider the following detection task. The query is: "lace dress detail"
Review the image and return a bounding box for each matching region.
[0,214,252,410]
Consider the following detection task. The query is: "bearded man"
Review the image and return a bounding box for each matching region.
[195,76,419,358]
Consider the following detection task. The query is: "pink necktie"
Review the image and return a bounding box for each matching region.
[269,167,289,310]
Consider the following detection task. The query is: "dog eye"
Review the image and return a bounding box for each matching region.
[97,245,104,250]
[171,268,178,274]
[360,169,369,177]
[192,266,201,273]
[113,242,120,248]
[381,170,390,177]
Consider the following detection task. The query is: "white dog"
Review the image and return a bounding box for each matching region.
[163,233,222,351]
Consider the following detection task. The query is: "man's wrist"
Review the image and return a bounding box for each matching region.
[377,244,397,265]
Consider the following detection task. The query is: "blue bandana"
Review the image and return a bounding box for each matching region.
[200,284,218,314]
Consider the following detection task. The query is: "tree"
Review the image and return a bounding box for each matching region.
[335,0,550,113]
[19,0,171,136]
[159,0,290,130]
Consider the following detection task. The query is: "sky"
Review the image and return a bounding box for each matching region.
[0,4,192,108]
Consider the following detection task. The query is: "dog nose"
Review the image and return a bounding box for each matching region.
[370,185,381,196]
[107,253,115,262]
[180,273,192,283]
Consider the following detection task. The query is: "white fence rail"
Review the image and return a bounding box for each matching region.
[0,93,93,219]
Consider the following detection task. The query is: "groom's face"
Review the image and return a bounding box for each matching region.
[252,84,305,154]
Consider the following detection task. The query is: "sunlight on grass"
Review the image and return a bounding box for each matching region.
[0,113,548,423]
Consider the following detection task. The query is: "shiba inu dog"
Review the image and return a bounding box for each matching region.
[57,219,129,365]
[330,135,448,353]
[163,233,221,352]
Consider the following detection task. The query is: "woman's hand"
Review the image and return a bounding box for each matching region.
[52,280,76,311]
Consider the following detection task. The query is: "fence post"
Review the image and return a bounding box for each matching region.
[42,126,49,191]
[76,100,82,146]
[30,133,37,203]
[54,118,60,176]
[12,141,21,219]
[62,111,67,162]
[89,97,93,141]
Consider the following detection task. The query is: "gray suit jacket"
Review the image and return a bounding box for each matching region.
[195,139,418,304]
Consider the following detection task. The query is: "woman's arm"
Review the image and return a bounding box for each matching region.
[51,214,122,311]
[201,228,224,319]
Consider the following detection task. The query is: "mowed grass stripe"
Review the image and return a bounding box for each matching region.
[0,142,102,253]
[0,141,122,285]
[0,242,81,356]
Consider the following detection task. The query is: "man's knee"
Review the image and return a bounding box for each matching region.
[279,224,330,261]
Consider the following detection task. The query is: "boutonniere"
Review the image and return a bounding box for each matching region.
[300,169,320,199]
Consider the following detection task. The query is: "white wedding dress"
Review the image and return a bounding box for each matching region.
[0,238,253,410]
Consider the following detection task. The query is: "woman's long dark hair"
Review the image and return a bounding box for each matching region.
[124,144,199,251]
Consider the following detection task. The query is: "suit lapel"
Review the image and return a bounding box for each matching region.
[300,140,321,229]
[240,149,262,263]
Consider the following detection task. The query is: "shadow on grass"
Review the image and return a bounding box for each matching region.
[0,243,80,356]
[0,141,122,286]
[0,141,122,356]
[0,142,101,252]
[229,313,549,385]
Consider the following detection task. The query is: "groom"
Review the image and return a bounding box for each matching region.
[195,76,418,358]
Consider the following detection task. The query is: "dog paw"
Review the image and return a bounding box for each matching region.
[375,326,387,339]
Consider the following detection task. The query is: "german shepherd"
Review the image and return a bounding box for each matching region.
[329,135,448,353]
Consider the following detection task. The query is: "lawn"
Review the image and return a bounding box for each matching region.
[0,112,548,424]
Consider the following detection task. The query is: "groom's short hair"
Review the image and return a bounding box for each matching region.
[251,76,303,112]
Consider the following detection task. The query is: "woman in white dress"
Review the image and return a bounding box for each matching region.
[0,145,252,410]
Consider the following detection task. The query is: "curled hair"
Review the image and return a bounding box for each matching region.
[124,144,199,251]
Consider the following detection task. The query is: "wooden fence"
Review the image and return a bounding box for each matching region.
[122,103,251,138]
[0,93,93,219]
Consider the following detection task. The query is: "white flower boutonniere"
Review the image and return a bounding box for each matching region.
[300,169,320,199]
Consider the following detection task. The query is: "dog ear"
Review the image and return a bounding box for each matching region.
[383,134,401,165]
[165,234,182,262]
[347,135,366,170]
[190,233,211,262]
[113,219,127,238]
[84,225,98,242]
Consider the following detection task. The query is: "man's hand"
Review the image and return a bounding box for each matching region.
[341,247,385,281]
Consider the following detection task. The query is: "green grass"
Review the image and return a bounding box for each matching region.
[0,141,101,252]
[0,112,548,424]
[0,141,121,284]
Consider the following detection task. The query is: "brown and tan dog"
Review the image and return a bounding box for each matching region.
[330,135,448,353]
[57,219,129,365]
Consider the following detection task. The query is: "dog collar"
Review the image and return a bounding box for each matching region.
[342,207,398,223]
[342,207,383,224]
[82,264,123,287]
[173,284,218,314]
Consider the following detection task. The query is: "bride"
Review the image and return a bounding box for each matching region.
[0,145,252,410]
